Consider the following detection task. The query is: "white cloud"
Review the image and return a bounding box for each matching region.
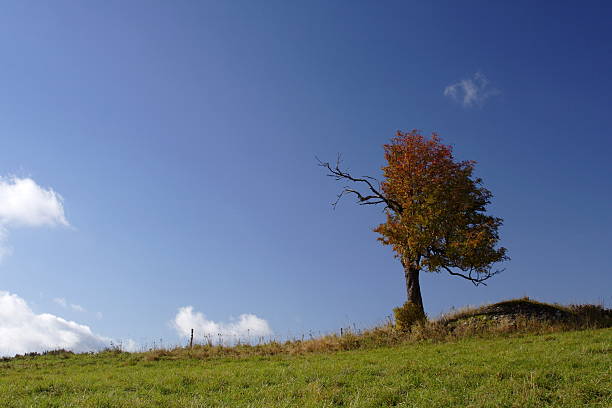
[53,297,68,308]
[0,291,114,356]
[53,297,86,312]
[0,177,69,261]
[121,339,139,352]
[444,72,500,107]
[0,177,68,227]
[70,304,86,312]
[173,306,272,344]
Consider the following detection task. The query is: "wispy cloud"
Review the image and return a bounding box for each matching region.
[172,306,272,344]
[0,177,69,261]
[70,304,86,312]
[53,297,87,313]
[53,297,68,308]
[444,72,500,107]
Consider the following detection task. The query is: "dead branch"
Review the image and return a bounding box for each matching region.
[441,265,501,286]
[317,155,403,213]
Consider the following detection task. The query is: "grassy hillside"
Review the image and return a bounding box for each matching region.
[1,328,609,407]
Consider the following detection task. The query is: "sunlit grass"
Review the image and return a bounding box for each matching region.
[1,328,609,407]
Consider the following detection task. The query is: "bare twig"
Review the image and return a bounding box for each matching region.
[316,155,403,213]
[441,265,501,286]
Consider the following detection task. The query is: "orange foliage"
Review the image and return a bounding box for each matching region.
[374,130,507,279]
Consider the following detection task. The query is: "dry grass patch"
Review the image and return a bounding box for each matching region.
[134,298,611,362]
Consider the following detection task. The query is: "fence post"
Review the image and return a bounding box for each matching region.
[190,328,194,348]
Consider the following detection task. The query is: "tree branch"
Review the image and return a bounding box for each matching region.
[317,155,403,213]
[441,265,501,286]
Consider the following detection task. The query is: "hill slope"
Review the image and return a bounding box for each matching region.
[0,328,609,407]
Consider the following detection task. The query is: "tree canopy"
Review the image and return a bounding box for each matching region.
[320,130,508,313]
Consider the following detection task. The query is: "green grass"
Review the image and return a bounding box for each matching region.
[1,328,609,407]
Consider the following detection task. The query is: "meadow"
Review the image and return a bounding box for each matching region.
[1,327,609,407]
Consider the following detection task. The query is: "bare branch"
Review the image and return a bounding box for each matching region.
[317,156,403,213]
[359,200,386,206]
[362,175,380,182]
[441,265,501,286]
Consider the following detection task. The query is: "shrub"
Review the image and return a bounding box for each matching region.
[393,302,427,331]
[569,304,612,327]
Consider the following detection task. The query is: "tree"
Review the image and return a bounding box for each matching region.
[319,130,508,315]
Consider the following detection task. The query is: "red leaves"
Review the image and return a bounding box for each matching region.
[375,130,507,278]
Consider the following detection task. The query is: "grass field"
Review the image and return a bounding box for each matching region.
[0,328,609,407]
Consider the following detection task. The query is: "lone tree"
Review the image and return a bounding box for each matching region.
[319,130,508,315]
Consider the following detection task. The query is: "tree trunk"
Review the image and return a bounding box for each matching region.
[403,263,424,314]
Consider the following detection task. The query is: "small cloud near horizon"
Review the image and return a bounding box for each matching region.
[0,291,137,357]
[444,72,500,107]
[173,306,272,344]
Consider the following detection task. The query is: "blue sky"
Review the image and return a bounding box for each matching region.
[1,1,611,353]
